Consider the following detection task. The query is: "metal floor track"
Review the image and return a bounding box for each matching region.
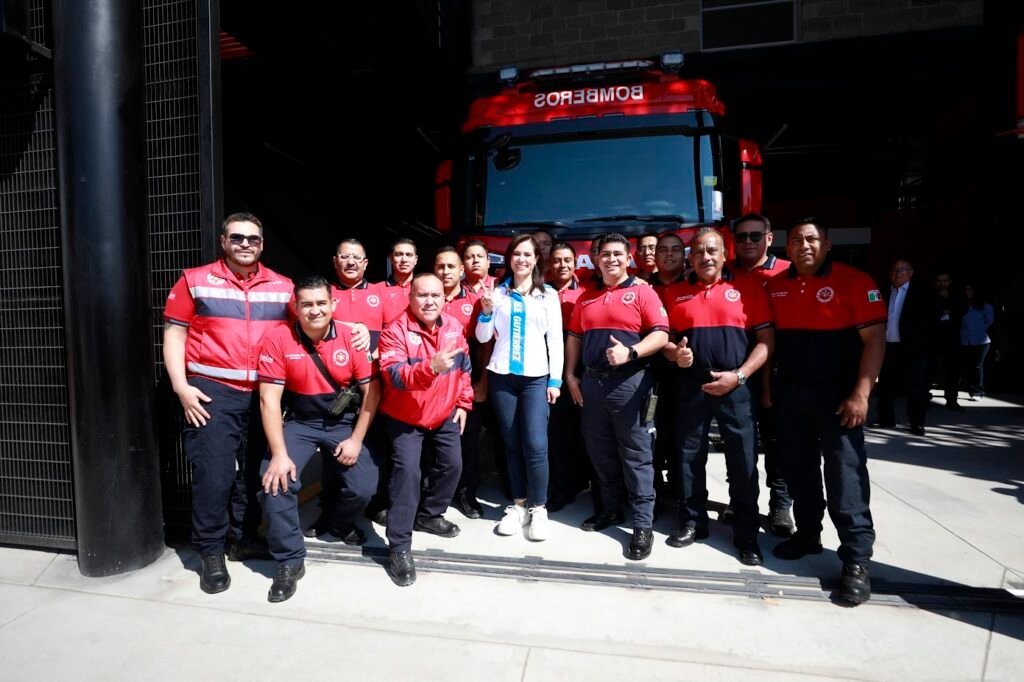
[304,543,1024,614]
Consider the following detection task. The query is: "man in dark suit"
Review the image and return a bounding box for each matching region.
[876,259,936,435]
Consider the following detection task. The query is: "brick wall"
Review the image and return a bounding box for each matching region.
[471,0,984,70]
[472,0,700,70]
[801,0,984,42]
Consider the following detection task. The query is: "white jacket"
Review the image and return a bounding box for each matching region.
[475,281,564,386]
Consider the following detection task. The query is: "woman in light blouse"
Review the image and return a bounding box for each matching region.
[476,234,563,540]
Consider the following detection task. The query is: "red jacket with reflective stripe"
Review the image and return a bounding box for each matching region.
[164,259,293,391]
[378,311,473,429]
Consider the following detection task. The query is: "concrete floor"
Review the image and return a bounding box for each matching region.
[1,392,1022,681]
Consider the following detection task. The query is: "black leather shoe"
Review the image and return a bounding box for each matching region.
[200,553,231,594]
[268,562,305,603]
[839,563,871,605]
[226,537,271,562]
[414,515,460,538]
[366,508,388,527]
[772,533,823,560]
[452,491,482,519]
[736,542,764,566]
[389,550,416,587]
[666,526,709,548]
[718,505,735,524]
[875,420,896,429]
[768,507,795,538]
[626,527,653,560]
[945,401,964,412]
[580,510,624,532]
[910,424,926,436]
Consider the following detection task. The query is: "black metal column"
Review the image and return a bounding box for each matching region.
[52,0,164,576]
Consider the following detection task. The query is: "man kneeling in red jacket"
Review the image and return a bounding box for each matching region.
[378,273,473,586]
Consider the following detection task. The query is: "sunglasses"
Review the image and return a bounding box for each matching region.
[734,231,764,244]
[227,233,262,246]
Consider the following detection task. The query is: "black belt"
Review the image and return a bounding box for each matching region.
[585,365,644,380]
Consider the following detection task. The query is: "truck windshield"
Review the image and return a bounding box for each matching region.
[477,133,716,232]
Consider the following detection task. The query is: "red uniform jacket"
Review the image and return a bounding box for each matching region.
[378,311,474,429]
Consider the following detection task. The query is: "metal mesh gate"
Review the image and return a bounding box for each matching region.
[143,0,210,543]
[0,1,75,550]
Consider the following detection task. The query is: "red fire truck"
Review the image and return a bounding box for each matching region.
[434,52,763,273]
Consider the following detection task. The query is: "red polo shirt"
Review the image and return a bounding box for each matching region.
[767,258,886,391]
[661,269,772,375]
[568,276,668,371]
[332,279,385,352]
[258,321,375,420]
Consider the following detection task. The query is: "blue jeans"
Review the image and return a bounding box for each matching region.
[488,371,550,506]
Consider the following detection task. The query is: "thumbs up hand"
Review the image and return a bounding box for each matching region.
[675,336,694,368]
[606,334,631,367]
[430,342,460,375]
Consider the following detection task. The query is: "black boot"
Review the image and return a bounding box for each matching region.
[839,563,871,605]
[268,562,305,603]
[200,553,231,594]
[626,527,653,561]
[389,550,416,587]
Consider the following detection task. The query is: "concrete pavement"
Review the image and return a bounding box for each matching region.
[1,392,1022,680]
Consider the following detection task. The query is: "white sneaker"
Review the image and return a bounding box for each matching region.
[526,506,549,541]
[496,504,527,536]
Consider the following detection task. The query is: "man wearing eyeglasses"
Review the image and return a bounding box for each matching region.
[635,232,660,282]
[875,259,934,436]
[730,213,794,538]
[304,239,381,538]
[164,212,293,594]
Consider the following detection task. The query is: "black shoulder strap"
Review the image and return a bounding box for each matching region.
[297,329,343,393]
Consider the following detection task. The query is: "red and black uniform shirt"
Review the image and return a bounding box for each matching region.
[547,277,586,332]
[258,321,375,421]
[660,269,772,382]
[442,285,481,339]
[731,254,791,285]
[381,275,413,325]
[766,258,886,392]
[568,276,669,372]
[332,280,385,352]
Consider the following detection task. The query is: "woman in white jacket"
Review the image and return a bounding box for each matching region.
[476,234,564,540]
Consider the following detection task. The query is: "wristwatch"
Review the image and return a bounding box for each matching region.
[629,346,640,361]
[734,369,747,385]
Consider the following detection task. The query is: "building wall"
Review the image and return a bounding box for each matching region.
[471,0,984,69]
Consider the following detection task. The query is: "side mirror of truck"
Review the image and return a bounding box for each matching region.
[739,139,763,215]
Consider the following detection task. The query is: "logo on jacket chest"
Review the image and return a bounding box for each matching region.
[816,287,835,303]
[367,295,380,307]
[206,273,225,285]
[725,288,741,302]
[408,332,422,345]
[333,349,349,367]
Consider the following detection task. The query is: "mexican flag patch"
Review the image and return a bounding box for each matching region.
[867,289,881,303]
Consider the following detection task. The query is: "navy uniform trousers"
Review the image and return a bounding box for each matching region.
[182,377,266,557]
[259,416,379,566]
[384,411,463,552]
[774,381,875,564]
[580,368,656,528]
[674,381,760,546]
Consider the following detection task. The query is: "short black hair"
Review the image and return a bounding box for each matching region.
[733,212,771,232]
[550,241,576,257]
[293,274,331,297]
[222,212,262,234]
[391,237,417,253]
[638,231,659,243]
[435,245,459,259]
[335,238,365,256]
[460,239,487,257]
[598,233,630,251]
[787,216,828,237]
